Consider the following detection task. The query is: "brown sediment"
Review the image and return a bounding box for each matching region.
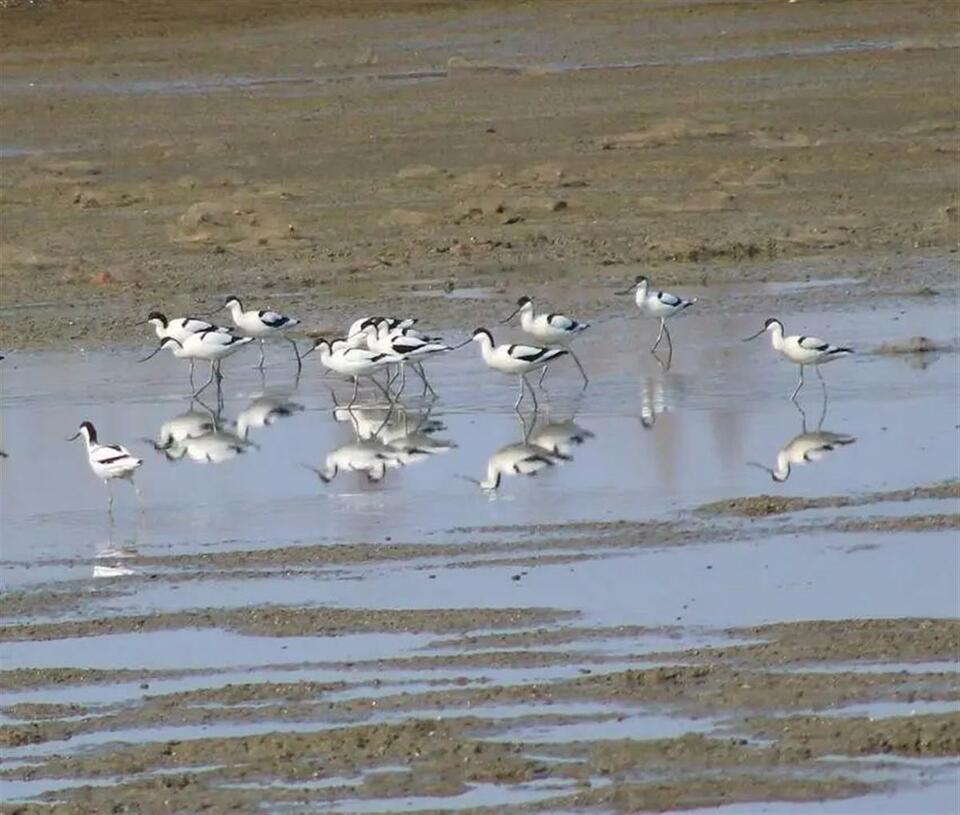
[744,712,960,758]
[698,482,960,517]
[0,605,577,642]
[2,0,958,811]
[1,0,957,350]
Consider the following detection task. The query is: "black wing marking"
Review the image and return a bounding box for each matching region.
[391,339,424,354]
[798,336,829,352]
[99,453,133,465]
[259,312,291,328]
[657,291,682,307]
[508,345,552,363]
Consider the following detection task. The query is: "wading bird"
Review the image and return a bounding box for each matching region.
[456,328,568,411]
[220,296,302,370]
[140,330,254,396]
[617,275,696,354]
[147,312,230,381]
[500,296,590,386]
[743,318,853,401]
[308,338,400,405]
[68,421,143,510]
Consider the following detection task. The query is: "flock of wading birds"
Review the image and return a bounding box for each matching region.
[67,275,854,505]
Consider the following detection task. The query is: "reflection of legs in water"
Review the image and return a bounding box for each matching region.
[652,320,673,354]
[815,367,829,429]
[414,362,437,398]
[514,377,526,411]
[569,349,589,388]
[651,342,672,372]
[288,337,302,372]
[790,365,805,402]
[515,404,537,443]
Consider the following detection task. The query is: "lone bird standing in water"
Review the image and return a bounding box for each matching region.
[68,421,143,511]
[743,317,853,401]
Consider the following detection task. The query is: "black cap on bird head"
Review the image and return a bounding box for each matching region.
[146,311,168,326]
[68,420,97,443]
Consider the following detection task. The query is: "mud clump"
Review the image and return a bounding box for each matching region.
[699,481,960,517]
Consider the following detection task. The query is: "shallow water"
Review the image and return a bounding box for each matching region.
[2,301,957,569]
[1,294,958,810]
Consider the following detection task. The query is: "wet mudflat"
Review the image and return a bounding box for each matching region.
[2,0,959,809]
[1,281,958,813]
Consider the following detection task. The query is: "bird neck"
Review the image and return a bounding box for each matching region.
[519,308,535,330]
[476,336,495,361]
[226,302,243,319]
[769,324,785,350]
[635,280,649,303]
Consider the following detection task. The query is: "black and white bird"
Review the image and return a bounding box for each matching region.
[346,316,417,349]
[68,421,143,510]
[141,329,254,396]
[308,338,401,404]
[617,275,697,354]
[147,312,230,380]
[363,318,450,396]
[743,318,853,401]
[458,328,568,410]
[500,296,590,386]
[221,296,302,370]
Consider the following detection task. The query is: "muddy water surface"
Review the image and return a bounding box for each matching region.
[1,292,958,813]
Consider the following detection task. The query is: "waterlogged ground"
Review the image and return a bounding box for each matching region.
[1,0,959,809]
[1,276,959,813]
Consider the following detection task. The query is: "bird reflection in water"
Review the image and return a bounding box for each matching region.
[463,410,594,491]
[93,516,139,579]
[306,393,456,485]
[749,396,855,483]
[146,398,251,464]
[638,374,673,430]
[236,393,305,441]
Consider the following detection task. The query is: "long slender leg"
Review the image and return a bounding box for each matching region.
[569,348,589,388]
[525,374,539,411]
[257,340,266,370]
[349,377,360,407]
[414,362,437,398]
[815,366,828,428]
[790,365,805,402]
[132,477,143,512]
[398,363,407,396]
[514,377,525,411]
[370,375,393,402]
[189,359,196,389]
[106,480,114,512]
[194,363,216,396]
[538,365,549,388]
[288,338,302,372]
[663,323,673,354]
[214,360,223,384]
[651,319,665,352]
